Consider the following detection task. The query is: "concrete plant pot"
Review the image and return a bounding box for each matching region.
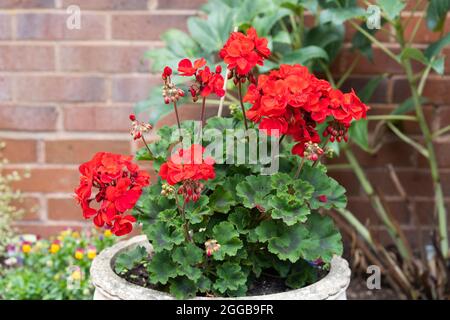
[91,235,351,300]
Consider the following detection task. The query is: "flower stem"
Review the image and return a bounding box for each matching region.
[237,81,249,131]
[173,100,182,142]
[200,97,206,127]
[294,157,305,179]
[141,135,152,157]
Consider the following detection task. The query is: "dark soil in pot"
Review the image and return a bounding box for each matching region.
[118,262,328,297]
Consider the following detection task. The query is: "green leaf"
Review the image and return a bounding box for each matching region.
[299,165,347,210]
[209,186,236,213]
[147,252,179,285]
[305,23,344,62]
[426,0,450,32]
[392,96,429,115]
[253,9,290,36]
[268,194,311,226]
[114,246,148,274]
[376,0,405,21]
[213,262,247,294]
[172,243,204,266]
[399,47,427,64]
[281,46,329,65]
[425,32,450,59]
[185,195,212,224]
[301,213,343,263]
[145,221,184,253]
[212,221,243,260]
[236,175,273,209]
[357,75,386,103]
[228,207,252,233]
[320,7,365,25]
[187,17,220,53]
[285,259,318,289]
[169,277,197,299]
[431,56,446,75]
[349,119,369,152]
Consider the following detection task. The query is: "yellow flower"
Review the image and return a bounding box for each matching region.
[50,243,60,254]
[21,243,32,254]
[71,270,82,281]
[87,248,97,260]
[74,249,84,260]
[72,231,80,238]
[104,229,112,238]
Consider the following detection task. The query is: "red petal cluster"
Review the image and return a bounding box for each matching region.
[219,27,271,76]
[159,144,215,186]
[243,64,369,156]
[177,58,225,100]
[75,152,150,236]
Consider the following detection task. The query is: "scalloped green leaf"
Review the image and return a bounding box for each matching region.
[212,221,243,260]
[147,252,178,285]
[236,175,273,209]
[213,262,247,294]
[185,195,212,224]
[268,194,311,226]
[144,221,184,253]
[299,165,347,210]
[285,260,318,289]
[228,207,252,233]
[169,277,197,299]
[172,243,204,266]
[209,186,236,213]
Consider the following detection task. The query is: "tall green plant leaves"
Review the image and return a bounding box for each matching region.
[376,0,405,21]
[426,0,450,32]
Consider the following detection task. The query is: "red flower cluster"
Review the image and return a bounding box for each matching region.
[177,58,225,101]
[159,144,215,202]
[75,152,150,236]
[219,27,270,77]
[244,64,369,156]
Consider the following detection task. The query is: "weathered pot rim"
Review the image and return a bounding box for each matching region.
[91,235,351,300]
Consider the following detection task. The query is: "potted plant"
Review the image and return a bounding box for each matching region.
[79,27,369,300]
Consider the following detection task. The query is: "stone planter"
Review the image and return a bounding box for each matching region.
[91,235,351,300]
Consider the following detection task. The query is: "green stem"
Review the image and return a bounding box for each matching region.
[294,157,305,179]
[237,81,249,131]
[432,125,450,138]
[200,97,206,127]
[319,61,336,87]
[403,59,448,258]
[367,115,417,121]
[349,20,400,63]
[336,208,374,249]
[336,55,361,89]
[386,122,429,158]
[345,147,412,260]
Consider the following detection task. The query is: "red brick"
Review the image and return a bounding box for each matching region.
[156,0,207,9]
[0,139,38,163]
[45,139,131,164]
[61,0,149,10]
[365,169,402,197]
[12,197,41,221]
[403,16,450,44]
[15,75,106,102]
[437,106,450,132]
[392,77,450,105]
[404,0,427,11]
[416,140,450,168]
[0,45,55,71]
[0,76,12,101]
[63,105,134,132]
[59,45,149,73]
[48,198,83,221]
[393,170,434,197]
[8,168,80,193]
[111,76,158,102]
[327,170,361,196]
[0,14,11,40]
[346,197,411,226]
[0,105,58,131]
[16,13,107,40]
[14,224,84,238]
[0,0,54,8]
[338,76,389,103]
[111,14,189,40]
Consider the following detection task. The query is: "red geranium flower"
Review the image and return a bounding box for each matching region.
[219,27,271,76]
[243,63,369,157]
[178,58,207,77]
[159,144,215,202]
[75,152,150,236]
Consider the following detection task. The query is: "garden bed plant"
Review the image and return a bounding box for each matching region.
[76,25,369,299]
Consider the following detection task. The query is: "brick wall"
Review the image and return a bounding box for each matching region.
[0,0,449,242]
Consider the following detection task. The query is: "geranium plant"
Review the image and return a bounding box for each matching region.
[76,27,368,298]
